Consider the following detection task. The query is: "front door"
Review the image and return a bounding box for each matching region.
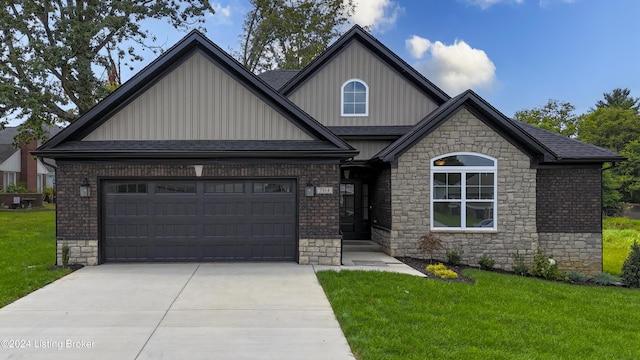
[340,180,370,239]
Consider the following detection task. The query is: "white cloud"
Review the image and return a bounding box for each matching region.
[349,0,402,31]
[407,35,496,94]
[406,35,432,59]
[210,2,233,24]
[463,0,524,9]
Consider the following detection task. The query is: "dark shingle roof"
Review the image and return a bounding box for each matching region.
[374,90,624,165]
[513,121,622,161]
[257,70,300,90]
[0,126,64,145]
[34,140,352,159]
[328,126,413,137]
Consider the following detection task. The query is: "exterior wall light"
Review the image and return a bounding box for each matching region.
[305,181,315,197]
[80,178,91,198]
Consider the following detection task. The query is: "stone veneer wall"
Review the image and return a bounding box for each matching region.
[55,161,341,266]
[389,108,539,270]
[538,233,601,275]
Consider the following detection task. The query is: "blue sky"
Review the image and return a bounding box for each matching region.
[13,0,635,127]
[139,0,638,118]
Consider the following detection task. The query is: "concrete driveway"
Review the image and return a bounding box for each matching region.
[0,263,354,360]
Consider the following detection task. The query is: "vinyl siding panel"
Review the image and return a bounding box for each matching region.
[288,42,438,127]
[84,53,312,141]
[346,140,393,160]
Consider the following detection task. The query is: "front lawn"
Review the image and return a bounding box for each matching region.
[0,210,69,308]
[603,217,640,275]
[318,270,640,360]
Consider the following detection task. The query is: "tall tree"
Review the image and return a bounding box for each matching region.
[595,88,640,113]
[513,99,579,137]
[0,0,214,142]
[238,0,354,73]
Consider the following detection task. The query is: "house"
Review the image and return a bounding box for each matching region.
[0,127,59,193]
[34,26,622,273]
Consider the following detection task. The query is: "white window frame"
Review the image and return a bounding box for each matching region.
[3,172,17,191]
[430,152,497,231]
[341,79,369,117]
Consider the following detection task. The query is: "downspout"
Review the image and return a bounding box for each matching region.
[40,157,58,264]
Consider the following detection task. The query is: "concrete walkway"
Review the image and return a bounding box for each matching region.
[0,263,355,360]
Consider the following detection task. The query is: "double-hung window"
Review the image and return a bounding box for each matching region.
[430,153,497,230]
[341,79,368,116]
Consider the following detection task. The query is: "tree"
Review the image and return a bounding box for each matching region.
[578,107,640,153]
[594,88,639,113]
[0,0,214,142]
[579,106,640,206]
[513,99,579,137]
[238,0,354,73]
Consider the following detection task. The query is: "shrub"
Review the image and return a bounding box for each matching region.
[567,270,589,283]
[530,250,566,281]
[621,240,640,288]
[593,272,620,286]
[478,254,495,270]
[426,263,458,279]
[418,233,443,264]
[4,183,29,194]
[446,246,464,265]
[511,251,529,276]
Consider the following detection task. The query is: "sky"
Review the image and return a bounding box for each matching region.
[10,0,638,126]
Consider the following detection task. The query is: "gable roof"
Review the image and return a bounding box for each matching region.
[374,90,624,165]
[35,31,356,159]
[278,25,450,104]
[258,70,300,90]
[0,144,17,164]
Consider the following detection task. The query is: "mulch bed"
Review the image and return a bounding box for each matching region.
[396,257,475,284]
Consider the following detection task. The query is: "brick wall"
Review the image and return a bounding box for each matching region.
[536,167,602,233]
[55,160,341,265]
[372,165,392,229]
[389,108,539,270]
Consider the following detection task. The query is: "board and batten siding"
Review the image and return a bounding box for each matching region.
[346,140,393,160]
[288,41,439,127]
[84,53,312,141]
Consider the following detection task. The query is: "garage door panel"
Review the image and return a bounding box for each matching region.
[103,179,296,262]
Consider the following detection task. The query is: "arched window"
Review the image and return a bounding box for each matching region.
[341,79,368,116]
[430,152,497,231]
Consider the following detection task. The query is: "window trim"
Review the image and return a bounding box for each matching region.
[430,152,497,231]
[340,79,369,117]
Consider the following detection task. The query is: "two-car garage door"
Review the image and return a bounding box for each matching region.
[102,179,296,262]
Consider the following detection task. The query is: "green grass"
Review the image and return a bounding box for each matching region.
[603,217,640,275]
[0,210,69,308]
[318,270,640,360]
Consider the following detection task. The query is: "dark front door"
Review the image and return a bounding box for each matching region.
[102,179,296,262]
[340,180,370,240]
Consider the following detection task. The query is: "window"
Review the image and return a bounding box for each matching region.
[106,182,148,194]
[2,172,17,191]
[205,182,244,194]
[430,153,497,230]
[341,79,368,116]
[156,182,196,194]
[253,182,292,193]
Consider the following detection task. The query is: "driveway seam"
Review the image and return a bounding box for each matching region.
[134,263,200,359]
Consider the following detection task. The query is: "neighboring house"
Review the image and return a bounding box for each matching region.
[0,127,59,193]
[35,26,622,273]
